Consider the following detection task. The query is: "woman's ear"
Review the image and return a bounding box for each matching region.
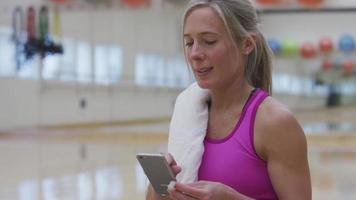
[242,33,256,55]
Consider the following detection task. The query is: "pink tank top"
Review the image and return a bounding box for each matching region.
[198,89,278,200]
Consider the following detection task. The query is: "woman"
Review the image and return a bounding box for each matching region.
[147,0,311,199]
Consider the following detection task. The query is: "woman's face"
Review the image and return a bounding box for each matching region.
[183,6,247,90]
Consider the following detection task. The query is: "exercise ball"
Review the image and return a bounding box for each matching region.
[321,59,332,71]
[300,42,317,59]
[319,37,333,54]
[122,0,148,8]
[339,35,355,53]
[341,60,353,76]
[298,0,324,8]
[281,39,298,57]
[267,39,281,55]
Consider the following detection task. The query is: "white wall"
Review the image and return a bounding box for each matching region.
[0,4,186,129]
[0,78,179,129]
[1,1,356,129]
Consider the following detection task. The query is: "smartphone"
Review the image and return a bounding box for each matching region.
[136,153,175,195]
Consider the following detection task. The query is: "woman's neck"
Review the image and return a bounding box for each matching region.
[209,80,254,112]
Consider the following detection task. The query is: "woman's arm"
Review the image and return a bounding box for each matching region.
[168,181,254,200]
[254,99,312,200]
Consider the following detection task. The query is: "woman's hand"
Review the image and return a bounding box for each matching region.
[168,181,253,200]
[165,153,182,178]
[146,153,181,200]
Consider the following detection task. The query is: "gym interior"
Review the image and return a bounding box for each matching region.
[0,0,355,199]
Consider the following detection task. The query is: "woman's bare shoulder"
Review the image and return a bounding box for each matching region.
[256,96,299,130]
[254,96,307,160]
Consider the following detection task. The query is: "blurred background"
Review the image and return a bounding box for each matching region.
[0,0,355,199]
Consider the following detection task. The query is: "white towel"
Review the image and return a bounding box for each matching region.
[168,82,210,183]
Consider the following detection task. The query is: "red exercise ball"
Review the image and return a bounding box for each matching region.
[321,59,332,71]
[300,42,317,59]
[298,0,324,8]
[319,37,333,54]
[256,0,282,6]
[341,60,353,76]
[122,0,148,8]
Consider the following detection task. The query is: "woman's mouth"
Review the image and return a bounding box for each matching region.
[195,67,213,77]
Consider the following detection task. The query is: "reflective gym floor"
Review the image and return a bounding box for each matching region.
[0,106,356,200]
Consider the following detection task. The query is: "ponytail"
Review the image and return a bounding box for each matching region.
[245,31,272,95]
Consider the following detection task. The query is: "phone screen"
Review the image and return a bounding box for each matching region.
[136,153,175,195]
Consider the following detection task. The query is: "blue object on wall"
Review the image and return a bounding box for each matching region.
[338,34,354,53]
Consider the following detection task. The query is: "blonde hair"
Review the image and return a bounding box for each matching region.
[182,0,272,94]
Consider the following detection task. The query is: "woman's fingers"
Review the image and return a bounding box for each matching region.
[165,153,176,165]
[174,182,205,199]
[165,153,182,176]
[169,188,197,200]
[171,165,182,174]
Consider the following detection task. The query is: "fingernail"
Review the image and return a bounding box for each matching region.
[167,181,176,191]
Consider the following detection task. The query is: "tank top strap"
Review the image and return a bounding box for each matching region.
[234,88,269,158]
[242,88,269,119]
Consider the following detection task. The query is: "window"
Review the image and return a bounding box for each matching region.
[43,55,61,80]
[59,38,76,81]
[94,44,123,84]
[77,41,92,83]
[135,53,191,88]
[166,56,191,88]
[0,27,16,76]
[18,180,38,200]
[135,53,165,86]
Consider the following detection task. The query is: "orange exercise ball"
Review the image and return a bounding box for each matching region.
[300,42,317,59]
[298,0,324,8]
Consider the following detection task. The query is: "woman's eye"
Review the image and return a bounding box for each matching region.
[185,41,193,47]
[205,40,216,45]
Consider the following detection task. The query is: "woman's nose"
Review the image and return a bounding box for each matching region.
[189,44,205,60]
